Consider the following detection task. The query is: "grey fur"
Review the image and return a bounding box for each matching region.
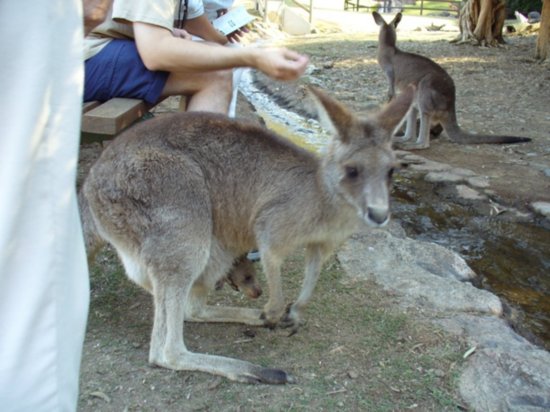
[373,11,531,149]
[80,86,412,383]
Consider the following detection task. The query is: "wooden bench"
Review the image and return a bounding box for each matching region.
[81,98,155,139]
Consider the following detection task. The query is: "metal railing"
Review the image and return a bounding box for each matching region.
[344,0,462,16]
[256,0,462,24]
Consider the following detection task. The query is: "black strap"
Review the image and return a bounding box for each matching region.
[176,0,189,29]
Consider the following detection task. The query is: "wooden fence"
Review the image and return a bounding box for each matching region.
[344,0,462,16]
[255,0,462,22]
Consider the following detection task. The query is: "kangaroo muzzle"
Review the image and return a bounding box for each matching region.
[367,206,390,226]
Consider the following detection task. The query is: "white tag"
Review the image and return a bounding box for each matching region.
[212,6,256,35]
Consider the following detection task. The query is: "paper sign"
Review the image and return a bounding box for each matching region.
[212,5,256,35]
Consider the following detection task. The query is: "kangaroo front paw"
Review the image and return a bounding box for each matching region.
[278,304,305,336]
[260,303,286,329]
[260,311,278,329]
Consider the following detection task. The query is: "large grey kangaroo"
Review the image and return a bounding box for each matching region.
[372,11,531,150]
[80,86,413,384]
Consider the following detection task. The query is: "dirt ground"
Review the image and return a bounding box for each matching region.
[77,14,549,412]
[262,24,550,211]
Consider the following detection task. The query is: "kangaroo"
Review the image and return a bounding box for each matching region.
[215,255,262,300]
[80,85,413,384]
[82,200,261,301]
[372,11,531,150]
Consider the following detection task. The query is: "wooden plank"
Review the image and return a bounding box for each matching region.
[82,101,101,113]
[81,98,148,135]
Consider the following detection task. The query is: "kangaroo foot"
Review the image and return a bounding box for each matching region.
[394,140,430,150]
[151,348,295,384]
[393,134,413,144]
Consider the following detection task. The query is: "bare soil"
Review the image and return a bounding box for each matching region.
[77,18,549,412]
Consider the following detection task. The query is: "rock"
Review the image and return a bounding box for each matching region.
[456,184,486,200]
[339,229,550,412]
[425,170,467,183]
[459,346,550,411]
[531,201,550,218]
[466,176,490,189]
[279,6,311,35]
[339,229,501,315]
[528,11,541,24]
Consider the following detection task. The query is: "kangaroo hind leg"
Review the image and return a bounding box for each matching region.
[394,105,418,144]
[146,252,291,383]
[185,246,264,325]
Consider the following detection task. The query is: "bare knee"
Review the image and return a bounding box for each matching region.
[186,69,233,113]
[208,69,233,97]
[163,69,233,113]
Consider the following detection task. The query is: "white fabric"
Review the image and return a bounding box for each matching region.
[0,1,89,411]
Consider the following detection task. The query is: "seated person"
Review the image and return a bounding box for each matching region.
[84,0,309,115]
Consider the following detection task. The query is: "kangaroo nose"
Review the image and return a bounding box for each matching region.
[367,207,389,226]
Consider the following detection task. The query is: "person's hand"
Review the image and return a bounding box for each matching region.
[83,0,113,35]
[173,28,193,40]
[255,48,309,81]
[227,26,250,43]
[215,9,250,44]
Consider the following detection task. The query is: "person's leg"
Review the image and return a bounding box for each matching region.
[85,39,233,114]
[228,68,245,118]
[161,69,233,114]
[0,1,89,411]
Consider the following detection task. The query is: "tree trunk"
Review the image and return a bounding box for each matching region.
[451,0,507,46]
[536,0,550,60]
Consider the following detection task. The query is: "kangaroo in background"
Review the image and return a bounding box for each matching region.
[80,86,413,384]
[372,11,531,150]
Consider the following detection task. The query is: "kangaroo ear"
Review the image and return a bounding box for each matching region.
[391,12,402,27]
[375,85,415,133]
[372,11,385,26]
[307,85,353,143]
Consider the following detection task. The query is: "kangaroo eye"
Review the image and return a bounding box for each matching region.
[345,166,359,179]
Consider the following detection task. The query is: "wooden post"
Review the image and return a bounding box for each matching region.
[536,0,550,60]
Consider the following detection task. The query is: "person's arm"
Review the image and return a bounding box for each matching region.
[184,14,228,45]
[133,22,308,81]
[82,0,113,35]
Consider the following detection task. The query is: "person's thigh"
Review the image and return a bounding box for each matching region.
[162,69,233,113]
[85,39,169,104]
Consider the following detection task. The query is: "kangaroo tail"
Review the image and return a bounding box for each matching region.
[452,133,531,145]
[78,187,105,262]
[443,113,531,145]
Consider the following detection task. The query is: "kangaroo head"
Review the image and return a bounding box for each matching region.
[308,86,413,227]
[372,12,402,48]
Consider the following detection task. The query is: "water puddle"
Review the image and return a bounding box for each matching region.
[239,74,550,350]
[392,176,550,350]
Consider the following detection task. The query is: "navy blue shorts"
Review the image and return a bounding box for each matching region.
[84,39,169,104]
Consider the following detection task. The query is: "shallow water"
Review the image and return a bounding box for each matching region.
[391,177,550,350]
[239,76,550,350]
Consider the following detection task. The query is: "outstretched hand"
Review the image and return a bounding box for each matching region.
[256,48,309,81]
